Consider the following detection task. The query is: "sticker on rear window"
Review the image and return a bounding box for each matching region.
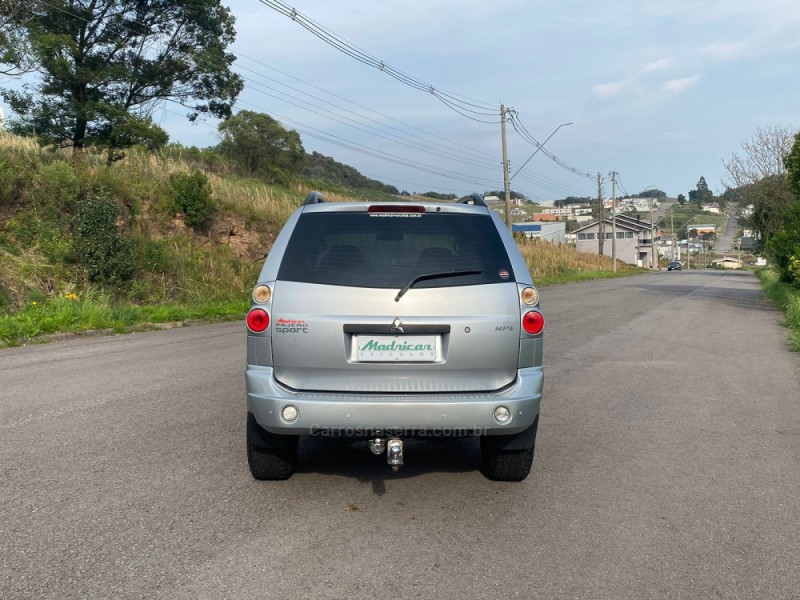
[499,269,510,279]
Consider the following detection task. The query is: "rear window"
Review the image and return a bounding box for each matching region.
[277,211,515,288]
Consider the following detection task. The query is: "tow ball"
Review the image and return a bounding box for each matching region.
[369,437,404,471]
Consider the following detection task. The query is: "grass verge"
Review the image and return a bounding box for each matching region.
[0,290,247,347]
[757,268,800,351]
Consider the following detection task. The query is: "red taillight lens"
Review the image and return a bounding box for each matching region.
[522,311,544,335]
[247,308,270,333]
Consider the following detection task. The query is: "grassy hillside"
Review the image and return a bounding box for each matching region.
[0,132,640,345]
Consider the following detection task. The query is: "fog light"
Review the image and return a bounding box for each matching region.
[494,406,511,423]
[282,405,298,422]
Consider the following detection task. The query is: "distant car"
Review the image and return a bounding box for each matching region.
[667,261,682,271]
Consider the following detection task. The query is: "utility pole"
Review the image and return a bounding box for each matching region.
[610,171,618,272]
[686,233,691,270]
[650,200,656,269]
[597,173,605,256]
[671,212,676,261]
[500,104,512,232]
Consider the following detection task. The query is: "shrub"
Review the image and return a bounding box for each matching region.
[768,203,800,287]
[169,169,215,229]
[74,193,135,283]
[37,161,80,218]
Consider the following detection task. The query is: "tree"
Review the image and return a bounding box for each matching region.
[739,175,796,249]
[635,188,667,199]
[688,176,713,204]
[0,0,35,75]
[302,151,398,194]
[1,1,243,157]
[722,124,797,188]
[677,193,686,205]
[769,203,800,286]
[217,111,305,182]
[787,132,800,199]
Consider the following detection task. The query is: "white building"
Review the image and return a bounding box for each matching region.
[573,214,659,267]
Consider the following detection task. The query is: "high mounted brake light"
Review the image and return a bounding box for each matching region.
[368,205,425,213]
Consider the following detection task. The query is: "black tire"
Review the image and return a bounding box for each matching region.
[479,444,534,482]
[479,418,538,482]
[246,416,298,481]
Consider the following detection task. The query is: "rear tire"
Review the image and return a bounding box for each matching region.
[480,444,534,481]
[480,418,538,481]
[246,415,298,481]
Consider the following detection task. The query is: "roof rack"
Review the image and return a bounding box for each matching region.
[456,193,487,207]
[303,191,325,205]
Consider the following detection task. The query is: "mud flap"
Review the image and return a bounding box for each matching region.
[482,415,539,451]
[247,412,299,450]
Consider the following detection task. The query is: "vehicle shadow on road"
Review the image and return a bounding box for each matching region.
[295,435,481,495]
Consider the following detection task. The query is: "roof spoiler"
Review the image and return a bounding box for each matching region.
[303,191,325,205]
[456,193,488,207]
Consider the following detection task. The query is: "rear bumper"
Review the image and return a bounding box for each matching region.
[246,366,543,436]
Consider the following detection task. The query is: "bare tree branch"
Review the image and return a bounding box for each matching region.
[722,124,798,188]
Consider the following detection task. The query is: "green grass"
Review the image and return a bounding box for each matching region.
[0,290,247,346]
[757,268,800,351]
[661,204,728,236]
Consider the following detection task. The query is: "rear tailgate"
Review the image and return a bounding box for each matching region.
[271,281,520,393]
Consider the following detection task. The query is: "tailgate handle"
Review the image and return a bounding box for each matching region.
[343,324,451,334]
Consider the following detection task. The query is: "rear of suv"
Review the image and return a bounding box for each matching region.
[245,192,544,481]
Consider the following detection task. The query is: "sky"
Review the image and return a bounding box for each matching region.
[4,0,800,201]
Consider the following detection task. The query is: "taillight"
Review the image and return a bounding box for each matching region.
[520,286,539,306]
[522,310,544,335]
[247,308,270,333]
[252,284,272,304]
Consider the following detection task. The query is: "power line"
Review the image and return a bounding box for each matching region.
[235,52,495,160]
[255,0,500,120]
[508,112,595,181]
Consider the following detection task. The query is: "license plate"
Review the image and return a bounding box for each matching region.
[355,335,437,362]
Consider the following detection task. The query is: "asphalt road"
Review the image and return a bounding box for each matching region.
[2,271,799,599]
[718,212,739,254]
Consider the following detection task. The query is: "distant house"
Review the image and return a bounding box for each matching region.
[512,222,566,244]
[573,214,659,267]
[689,224,717,235]
[711,257,742,269]
[701,203,720,213]
[740,236,756,251]
[532,213,560,222]
[541,207,570,218]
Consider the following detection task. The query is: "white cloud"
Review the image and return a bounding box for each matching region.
[662,76,700,94]
[592,81,626,99]
[645,58,672,72]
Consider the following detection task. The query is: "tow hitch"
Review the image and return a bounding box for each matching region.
[369,437,404,471]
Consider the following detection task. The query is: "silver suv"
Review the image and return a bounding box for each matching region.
[245,192,544,481]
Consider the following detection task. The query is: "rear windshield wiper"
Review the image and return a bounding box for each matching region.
[395,270,482,302]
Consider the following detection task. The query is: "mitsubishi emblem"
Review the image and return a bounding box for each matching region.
[390,317,405,333]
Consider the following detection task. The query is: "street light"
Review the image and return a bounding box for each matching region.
[510,122,573,181]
